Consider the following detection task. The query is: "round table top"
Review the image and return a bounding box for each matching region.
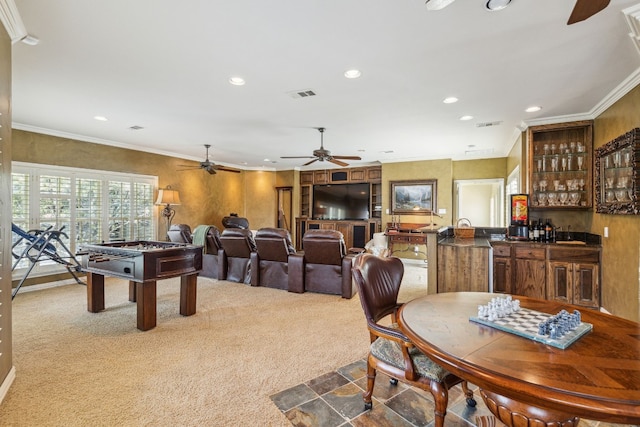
[398,292,640,424]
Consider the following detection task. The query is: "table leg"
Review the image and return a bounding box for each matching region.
[136,281,157,331]
[180,273,197,316]
[86,272,105,313]
[128,281,137,302]
[480,389,579,427]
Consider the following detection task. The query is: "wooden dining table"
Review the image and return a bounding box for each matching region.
[397,292,640,426]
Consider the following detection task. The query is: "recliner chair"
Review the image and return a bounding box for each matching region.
[167,224,192,243]
[219,228,257,284]
[222,216,250,230]
[250,228,303,292]
[192,225,226,280]
[301,229,356,298]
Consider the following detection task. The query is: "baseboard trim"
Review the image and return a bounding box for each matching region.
[0,366,16,404]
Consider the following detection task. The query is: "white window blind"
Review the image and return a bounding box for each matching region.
[11,162,157,276]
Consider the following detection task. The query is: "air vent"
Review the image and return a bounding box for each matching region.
[129,125,144,130]
[288,89,317,99]
[476,121,502,128]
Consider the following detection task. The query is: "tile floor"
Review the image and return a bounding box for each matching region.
[270,359,635,427]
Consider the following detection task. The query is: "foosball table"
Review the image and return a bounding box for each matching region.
[79,240,203,331]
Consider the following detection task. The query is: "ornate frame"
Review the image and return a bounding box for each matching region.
[390,179,437,215]
[595,128,640,215]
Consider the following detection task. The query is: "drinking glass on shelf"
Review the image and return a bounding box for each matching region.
[543,143,550,155]
[577,155,584,170]
[614,151,621,167]
[548,192,558,206]
[606,190,615,202]
[559,192,569,205]
[579,178,585,190]
[537,158,543,172]
[553,180,560,191]
[577,142,584,153]
[615,189,627,202]
[561,156,568,171]
[551,155,559,172]
[551,143,556,155]
[539,179,547,191]
[624,150,631,167]
[606,177,615,188]
[538,192,548,206]
[569,192,580,205]
[570,142,576,153]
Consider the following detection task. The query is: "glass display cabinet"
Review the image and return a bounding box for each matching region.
[595,128,640,215]
[528,121,593,210]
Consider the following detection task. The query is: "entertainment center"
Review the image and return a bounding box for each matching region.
[296,165,382,250]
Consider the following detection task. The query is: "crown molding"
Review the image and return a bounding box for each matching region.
[0,0,26,43]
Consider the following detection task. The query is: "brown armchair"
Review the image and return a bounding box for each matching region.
[192,225,226,280]
[219,228,256,284]
[167,224,192,243]
[301,229,356,299]
[351,253,476,426]
[250,228,303,292]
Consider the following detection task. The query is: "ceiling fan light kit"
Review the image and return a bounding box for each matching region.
[177,144,241,175]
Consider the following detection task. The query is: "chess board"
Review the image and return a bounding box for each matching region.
[470,307,593,349]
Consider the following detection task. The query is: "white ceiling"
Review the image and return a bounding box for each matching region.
[8,0,640,171]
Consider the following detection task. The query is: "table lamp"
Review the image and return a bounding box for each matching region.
[156,186,181,240]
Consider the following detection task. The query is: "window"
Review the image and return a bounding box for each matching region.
[11,162,157,276]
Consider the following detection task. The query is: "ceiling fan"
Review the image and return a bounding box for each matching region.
[178,144,241,175]
[424,0,610,25]
[280,127,362,167]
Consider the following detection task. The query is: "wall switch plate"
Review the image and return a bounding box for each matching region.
[438,208,446,214]
[604,226,609,238]
[385,208,389,214]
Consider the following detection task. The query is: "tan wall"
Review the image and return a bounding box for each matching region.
[0,21,14,390]
[591,84,640,321]
[452,158,507,181]
[382,159,453,227]
[11,130,277,234]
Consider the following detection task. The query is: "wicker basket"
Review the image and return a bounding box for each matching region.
[454,218,475,239]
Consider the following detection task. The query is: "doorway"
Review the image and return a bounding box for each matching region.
[276,187,293,233]
[454,179,505,227]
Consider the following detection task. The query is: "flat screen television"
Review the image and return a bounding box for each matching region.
[312,183,370,220]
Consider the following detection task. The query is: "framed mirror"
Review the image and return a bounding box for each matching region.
[595,128,640,215]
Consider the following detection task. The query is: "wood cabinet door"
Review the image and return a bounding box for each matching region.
[438,245,488,293]
[493,256,511,294]
[547,260,572,303]
[573,263,600,308]
[513,258,546,299]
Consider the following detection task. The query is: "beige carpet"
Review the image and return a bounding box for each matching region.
[0,275,428,426]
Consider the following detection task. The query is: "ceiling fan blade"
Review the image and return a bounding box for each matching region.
[215,166,241,173]
[303,159,319,166]
[329,158,349,167]
[331,155,362,160]
[280,156,315,159]
[205,166,217,175]
[567,0,610,25]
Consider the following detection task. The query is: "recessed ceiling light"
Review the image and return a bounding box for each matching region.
[443,97,459,104]
[525,106,542,113]
[344,69,362,79]
[486,0,511,11]
[229,77,245,86]
[263,158,270,162]
[94,116,108,121]
[459,115,474,121]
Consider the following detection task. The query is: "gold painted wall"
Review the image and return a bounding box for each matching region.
[592,84,640,321]
[243,170,277,229]
[0,21,14,389]
[382,159,453,228]
[11,130,277,233]
[452,158,507,180]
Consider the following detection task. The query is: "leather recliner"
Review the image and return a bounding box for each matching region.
[192,225,227,280]
[222,216,250,230]
[167,224,192,243]
[302,229,357,299]
[219,228,257,284]
[250,228,303,292]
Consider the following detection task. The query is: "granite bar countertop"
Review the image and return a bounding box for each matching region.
[437,226,601,248]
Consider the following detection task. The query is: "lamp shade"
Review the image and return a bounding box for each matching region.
[155,188,181,205]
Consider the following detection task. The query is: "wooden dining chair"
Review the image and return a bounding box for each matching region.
[352,253,476,427]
